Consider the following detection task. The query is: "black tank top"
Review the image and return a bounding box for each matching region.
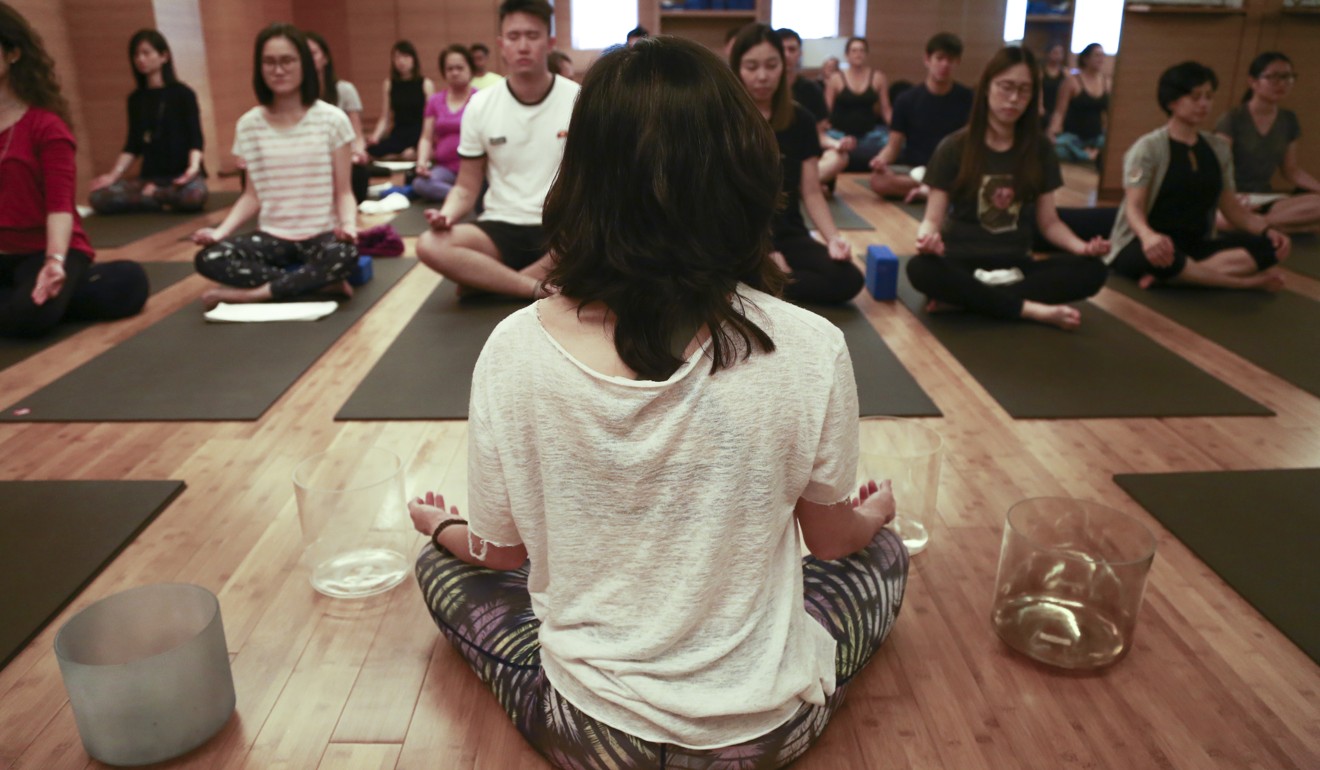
[1041,71,1064,120]
[390,79,426,130]
[1063,79,1108,140]
[830,72,882,137]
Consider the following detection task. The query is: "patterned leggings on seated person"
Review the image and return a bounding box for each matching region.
[89,176,209,214]
[194,231,358,299]
[416,528,909,770]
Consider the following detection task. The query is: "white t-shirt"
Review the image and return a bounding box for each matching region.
[457,75,579,226]
[232,101,354,241]
[336,80,363,113]
[465,287,859,749]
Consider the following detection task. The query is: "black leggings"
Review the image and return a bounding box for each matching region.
[906,252,1108,319]
[367,124,422,158]
[0,250,91,338]
[1109,232,1277,281]
[776,233,865,305]
[194,231,358,299]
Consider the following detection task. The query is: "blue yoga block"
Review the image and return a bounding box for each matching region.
[866,245,899,300]
[349,255,374,287]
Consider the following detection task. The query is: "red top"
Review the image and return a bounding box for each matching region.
[0,107,94,258]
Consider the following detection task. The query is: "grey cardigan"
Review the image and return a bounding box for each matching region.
[1105,125,1236,264]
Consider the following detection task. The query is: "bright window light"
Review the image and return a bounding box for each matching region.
[772,0,840,40]
[570,0,637,51]
[1003,0,1027,43]
[1071,0,1124,55]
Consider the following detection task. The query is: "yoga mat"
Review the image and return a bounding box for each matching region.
[0,262,196,373]
[1114,469,1320,664]
[800,197,873,231]
[337,285,940,420]
[0,479,185,670]
[1107,278,1320,399]
[389,202,433,237]
[851,177,925,221]
[1284,234,1320,281]
[895,258,1272,419]
[82,191,242,249]
[1,259,415,422]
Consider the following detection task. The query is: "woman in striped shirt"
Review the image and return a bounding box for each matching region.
[190,23,358,310]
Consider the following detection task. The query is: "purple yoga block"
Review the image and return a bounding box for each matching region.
[349,255,374,287]
[866,245,898,300]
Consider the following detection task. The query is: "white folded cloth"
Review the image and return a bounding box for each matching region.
[374,160,417,171]
[358,192,412,214]
[973,268,1026,286]
[204,301,338,323]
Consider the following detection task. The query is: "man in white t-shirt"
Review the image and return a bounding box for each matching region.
[416,0,579,299]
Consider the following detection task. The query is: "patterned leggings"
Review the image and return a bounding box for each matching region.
[194,231,358,299]
[88,176,209,214]
[416,529,908,770]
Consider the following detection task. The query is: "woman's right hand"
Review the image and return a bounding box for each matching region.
[90,173,118,191]
[415,159,431,177]
[1140,232,1175,267]
[854,479,896,528]
[915,228,944,256]
[191,227,224,246]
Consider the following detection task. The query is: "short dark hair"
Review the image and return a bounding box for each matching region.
[926,32,962,58]
[776,28,801,46]
[626,26,648,41]
[548,49,572,76]
[390,40,421,81]
[543,36,783,381]
[439,44,475,75]
[499,0,553,31]
[730,23,794,131]
[724,25,745,44]
[1157,60,1217,115]
[470,42,490,56]
[128,29,178,90]
[252,23,319,107]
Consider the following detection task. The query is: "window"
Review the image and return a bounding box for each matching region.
[570,0,637,51]
[772,0,840,40]
[1003,0,1027,43]
[1071,0,1124,55]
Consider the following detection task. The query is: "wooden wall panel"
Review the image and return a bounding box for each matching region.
[153,0,221,182]
[343,1,398,125]
[293,0,354,94]
[866,0,1010,90]
[1259,13,1320,176]
[8,0,94,197]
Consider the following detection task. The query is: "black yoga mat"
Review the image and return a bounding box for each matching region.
[1,259,414,422]
[337,285,940,420]
[1107,278,1320,400]
[1115,469,1320,664]
[800,197,873,231]
[894,258,1271,419]
[82,191,242,249]
[1283,233,1320,281]
[0,480,185,670]
[0,262,197,373]
[851,177,925,221]
[387,202,433,237]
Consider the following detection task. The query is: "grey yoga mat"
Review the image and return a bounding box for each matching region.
[894,257,1271,419]
[0,480,186,670]
[0,259,415,422]
[337,286,940,420]
[1282,233,1320,281]
[850,176,925,221]
[1114,469,1320,664]
[800,197,874,231]
[82,191,242,249]
[0,262,197,373]
[1107,278,1320,399]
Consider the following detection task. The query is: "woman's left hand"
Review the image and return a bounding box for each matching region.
[409,490,461,535]
[1077,236,1110,257]
[827,235,852,261]
[335,225,358,244]
[173,168,198,186]
[30,259,66,306]
[1266,228,1291,261]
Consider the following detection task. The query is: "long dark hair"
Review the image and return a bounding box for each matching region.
[252,23,318,107]
[304,30,339,107]
[1077,42,1104,71]
[390,40,421,82]
[730,23,794,131]
[952,46,1043,201]
[128,29,178,90]
[543,37,784,381]
[0,2,71,126]
[1242,51,1292,103]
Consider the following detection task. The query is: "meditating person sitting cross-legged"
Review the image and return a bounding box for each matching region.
[908,46,1110,331]
[190,23,359,310]
[408,36,908,770]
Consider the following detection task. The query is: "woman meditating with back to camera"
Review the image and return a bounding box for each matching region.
[408,36,907,770]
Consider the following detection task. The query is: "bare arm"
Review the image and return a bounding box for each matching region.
[1037,192,1107,256]
[800,158,849,259]
[1281,141,1320,193]
[416,115,437,173]
[91,152,137,190]
[873,130,905,168]
[332,142,357,241]
[369,79,391,144]
[346,110,367,161]
[423,77,436,98]
[795,482,894,562]
[825,73,842,113]
[431,156,486,224]
[192,184,260,244]
[410,492,528,570]
[874,70,892,125]
[174,149,204,185]
[1048,77,1076,139]
[915,187,949,255]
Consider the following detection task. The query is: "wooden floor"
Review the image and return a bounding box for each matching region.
[1,172,1317,770]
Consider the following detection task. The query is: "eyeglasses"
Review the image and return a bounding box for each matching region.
[1260,73,1297,84]
[261,56,300,71]
[991,80,1034,98]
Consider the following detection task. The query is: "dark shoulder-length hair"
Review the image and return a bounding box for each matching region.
[729,24,794,132]
[252,23,318,107]
[390,40,421,82]
[543,36,785,381]
[128,29,178,90]
[303,30,339,107]
[440,44,475,75]
[0,2,71,126]
[952,45,1043,201]
[1242,51,1292,103]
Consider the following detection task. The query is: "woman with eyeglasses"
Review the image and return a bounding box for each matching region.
[1106,61,1290,291]
[1214,52,1320,234]
[907,46,1108,330]
[190,23,358,310]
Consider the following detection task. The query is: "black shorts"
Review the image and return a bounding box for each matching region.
[474,221,546,272]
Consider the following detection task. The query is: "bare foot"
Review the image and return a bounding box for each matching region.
[201,285,271,311]
[923,298,959,313]
[1250,268,1286,292]
[1021,301,1081,330]
[1138,274,1158,290]
[903,184,929,204]
[330,279,354,300]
